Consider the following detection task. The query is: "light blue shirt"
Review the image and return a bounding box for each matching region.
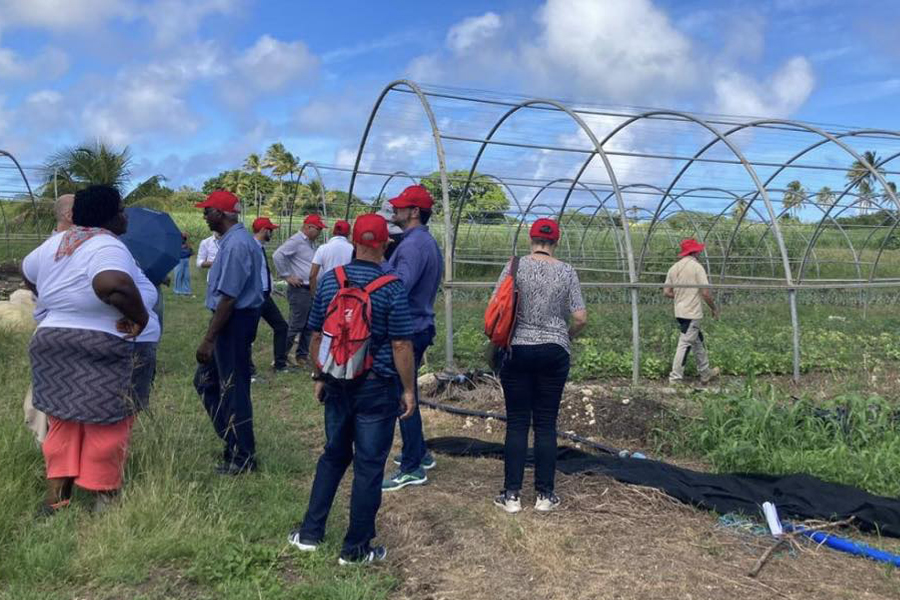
[205,223,263,311]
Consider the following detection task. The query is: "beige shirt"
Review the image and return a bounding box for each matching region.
[665,256,709,320]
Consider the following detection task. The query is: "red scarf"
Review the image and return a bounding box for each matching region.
[54,226,113,261]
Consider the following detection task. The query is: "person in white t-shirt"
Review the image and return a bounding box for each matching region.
[309,220,354,297]
[197,233,220,281]
[22,185,159,516]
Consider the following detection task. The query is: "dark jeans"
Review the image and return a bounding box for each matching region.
[299,376,399,559]
[286,286,312,360]
[252,293,289,370]
[195,308,261,467]
[499,343,570,494]
[398,326,435,473]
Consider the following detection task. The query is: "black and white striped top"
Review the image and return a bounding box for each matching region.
[495,256,585,353]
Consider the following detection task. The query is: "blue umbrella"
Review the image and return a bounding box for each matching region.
[120,207,181,286]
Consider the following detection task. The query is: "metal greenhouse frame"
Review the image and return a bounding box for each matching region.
[339,80,900,384]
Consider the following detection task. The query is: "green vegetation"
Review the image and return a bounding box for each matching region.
[0,280,396,600]
[420,169,509,221]
[660,385,900,497]
[429,290,900,380]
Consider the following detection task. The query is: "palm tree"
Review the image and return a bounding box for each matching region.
[243,153,263,213]
[43,141,166,205]
[783,180,806,219]
[816,186,835,210]
[847,151,884,216]
[45,141,133,195]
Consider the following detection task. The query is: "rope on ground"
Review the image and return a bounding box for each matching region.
[418,396,622,456]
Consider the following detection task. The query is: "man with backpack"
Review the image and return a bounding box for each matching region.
[381,184,443,492]
[288,213,416,565]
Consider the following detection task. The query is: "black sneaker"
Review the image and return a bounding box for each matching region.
[287,529,319,552]
[338,546,387,566]
[493,491,522,514]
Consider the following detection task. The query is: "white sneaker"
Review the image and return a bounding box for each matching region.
[535,493,560,512]
[493,491,522,514]
[287,530,319,552]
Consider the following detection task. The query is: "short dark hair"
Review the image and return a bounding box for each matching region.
[419,208,432,225]
[530,237,556,248]
[73,185,122,227]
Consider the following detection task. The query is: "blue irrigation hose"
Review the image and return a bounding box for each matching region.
[784,525,900,567]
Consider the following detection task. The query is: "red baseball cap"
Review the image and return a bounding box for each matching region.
[353,213,389,248]
[389,185,434,210]
[252,217,279,233]
[304,214,326,229]
[333,220,351,236]
[196,189,241,212]
[678,238,705,257]
[530,218,560,242]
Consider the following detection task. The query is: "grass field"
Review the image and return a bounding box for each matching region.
[3,250,900,597]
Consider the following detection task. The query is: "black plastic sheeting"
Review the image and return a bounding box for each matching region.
[427,436,900,538]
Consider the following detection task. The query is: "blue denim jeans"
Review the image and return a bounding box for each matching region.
[299,376,399,559]
[196,308,261,467]
[398,326,435,473]
[174,257,192,295]
[500,343,570,494]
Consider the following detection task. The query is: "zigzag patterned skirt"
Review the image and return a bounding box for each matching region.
[30,327,157,424]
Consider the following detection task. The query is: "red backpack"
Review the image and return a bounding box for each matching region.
[484,256,520,348]
[317,266,399,380]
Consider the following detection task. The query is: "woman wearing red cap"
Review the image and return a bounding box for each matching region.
[663,239,719,384]
[492,218,587,514]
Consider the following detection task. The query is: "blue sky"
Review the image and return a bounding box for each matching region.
[1,0,899,201]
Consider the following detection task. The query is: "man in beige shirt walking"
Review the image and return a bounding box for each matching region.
[663,238,720,384]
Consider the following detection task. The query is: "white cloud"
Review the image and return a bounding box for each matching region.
[0,0,132,30]
[80,43,225,145]
[234,35,318,93]
[21,90,65,130]
[712,56,815,117]
[141,0,239,46]
[447,12,501,54]
[0,45,68,79]
[524,0,697,102]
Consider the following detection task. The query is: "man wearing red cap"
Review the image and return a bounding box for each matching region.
[252,217,289,373]
[309,219,353,297]
[381,184,443,491]
[288,213,416,565]
[193,190,264,474]
[663,238,720,384]
[272,214,325,365]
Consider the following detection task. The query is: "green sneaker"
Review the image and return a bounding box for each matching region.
[382,468,428,491]
[391,452,436,470]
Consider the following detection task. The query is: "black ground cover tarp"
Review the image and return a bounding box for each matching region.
[428,436,900,537]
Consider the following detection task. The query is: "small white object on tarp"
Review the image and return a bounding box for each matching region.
[762,501,784,537]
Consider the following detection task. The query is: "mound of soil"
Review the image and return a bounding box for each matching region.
[428,378,672,450]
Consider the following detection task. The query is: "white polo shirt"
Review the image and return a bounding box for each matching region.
[312,235,354,274]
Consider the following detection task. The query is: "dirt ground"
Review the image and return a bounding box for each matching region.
[0,264,23,300]
[375,380,900,600]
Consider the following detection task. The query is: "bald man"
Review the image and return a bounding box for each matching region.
[54,194,74,232]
